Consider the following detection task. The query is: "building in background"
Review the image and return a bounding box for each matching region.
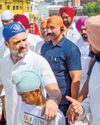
[81,0,97,5]
[73,0,80,7]
[0,0,30,14]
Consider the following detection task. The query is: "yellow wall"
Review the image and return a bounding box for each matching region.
[0,0,30,14]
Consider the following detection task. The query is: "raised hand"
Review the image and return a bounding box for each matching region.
[66,96,84,123]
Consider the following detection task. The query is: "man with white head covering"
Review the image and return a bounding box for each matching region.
[1,10,14,26]
[0,10,14,58]
[0,10,14,124]
[66,15,100,125]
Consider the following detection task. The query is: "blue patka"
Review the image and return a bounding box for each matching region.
[3,22,26,41]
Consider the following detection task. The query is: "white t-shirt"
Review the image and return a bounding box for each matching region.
[21,102,66,125]
[0,50,57,125]
[82,62,100,125]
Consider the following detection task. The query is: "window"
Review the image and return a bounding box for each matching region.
[0,5,2,9]
[16,6,19,10]
[13,6,15,10]
[20,6,22,9]
[7,5,10,9]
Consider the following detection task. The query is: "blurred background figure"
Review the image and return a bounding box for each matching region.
[40,20,49,42]
[59,6,81,44]
[76,17,88,42]
[75,17,90,90]
[29,22,40,36]
[0,10,14,58]
[1,10,14,26]
[0,10,14,125]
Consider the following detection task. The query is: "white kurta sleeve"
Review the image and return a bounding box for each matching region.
[81,96,90,115]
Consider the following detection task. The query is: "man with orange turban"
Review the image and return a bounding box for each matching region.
[66,15,100,125]
[41,15,81,125]
[40,20,50,42]
[59,6,81,44]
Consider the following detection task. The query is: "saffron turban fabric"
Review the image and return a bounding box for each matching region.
[59,6,75,19]
[85,15,100,51]
[33,22,40,36]
[14,14,30,30]
[76,17,87,32]
[40,20,47,28]
[47,16,64,28]
[12,70,41,92]
[3,22,25,42]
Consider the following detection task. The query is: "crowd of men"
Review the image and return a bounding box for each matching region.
[0,6,99,125]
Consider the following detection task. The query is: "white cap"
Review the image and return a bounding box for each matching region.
[1,10,14,21]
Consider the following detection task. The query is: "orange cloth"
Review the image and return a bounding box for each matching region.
[47,16,64,28]
[33,23,40,36]
[85,15,100,51]
[40,20,47,28]
[59,6,75,19]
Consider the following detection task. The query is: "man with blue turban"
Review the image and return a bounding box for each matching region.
[0,22,62,125]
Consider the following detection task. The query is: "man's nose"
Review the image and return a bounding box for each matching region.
[19,41,26,47]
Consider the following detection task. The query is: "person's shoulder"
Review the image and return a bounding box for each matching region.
[0,54,10,63]
[29,50,48,62]
[22,102,43,114]
[63,37,79,50]
[42,41,50,47]
[0,54,11,71]
[28,33,43,41]
[41,41,51,54]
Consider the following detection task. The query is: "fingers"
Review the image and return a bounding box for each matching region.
[66,106,78,124]
[42,99,58,121]
[66,96,77,103]
[44,108,57,121]
[66,96,83,116]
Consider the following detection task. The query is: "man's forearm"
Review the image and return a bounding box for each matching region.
[48,89,62,105]
[77,79,89,102]
[71,81,80,99]
[0,85,3,95]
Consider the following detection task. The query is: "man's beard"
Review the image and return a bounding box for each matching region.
[10,48,28,58]
[64,20,72,28]
[82,34,88,41]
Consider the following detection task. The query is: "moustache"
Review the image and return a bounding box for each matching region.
[47,33,55,36]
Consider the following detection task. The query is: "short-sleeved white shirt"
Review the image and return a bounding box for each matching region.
[0,50,57,125]
[21,102,66,125]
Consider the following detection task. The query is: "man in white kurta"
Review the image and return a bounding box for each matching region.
[0,22,61,125]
